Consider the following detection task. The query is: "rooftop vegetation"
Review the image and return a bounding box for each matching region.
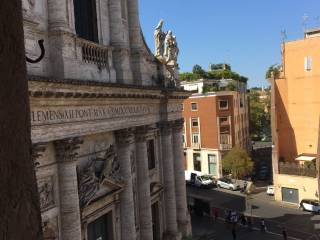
[180,64,248,83]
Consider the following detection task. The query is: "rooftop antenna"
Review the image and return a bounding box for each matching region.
[280,29,287,43]
[302,13,309,31]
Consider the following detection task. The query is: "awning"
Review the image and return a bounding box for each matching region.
[295,155,316,161]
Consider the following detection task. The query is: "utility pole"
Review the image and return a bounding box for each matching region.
[0,1,43,239]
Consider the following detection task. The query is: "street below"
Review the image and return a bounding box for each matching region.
[188,185,320,239]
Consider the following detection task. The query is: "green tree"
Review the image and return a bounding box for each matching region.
[225,82,237,91]
[265,64,281,79]
[179,72,195,81]
[192,64,206,78]
[249,89,271,140]
[222,147,253,179]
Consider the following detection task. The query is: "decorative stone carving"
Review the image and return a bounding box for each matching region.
[38,177,54,210]
[42,217,58,240]
[153,20,180,87]
[154,19,166,57]
[54,137,83,163]
[22,0,36,12]
[116,128,135,146]
[164,31,179,64]
[78,145,123,208]
[172,118,184,132]
[158,121,173,136]
[31,142,46,169]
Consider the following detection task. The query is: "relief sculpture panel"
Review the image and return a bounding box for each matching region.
[38,176,55,210]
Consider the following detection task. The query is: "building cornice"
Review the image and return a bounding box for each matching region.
[28,75,190,100]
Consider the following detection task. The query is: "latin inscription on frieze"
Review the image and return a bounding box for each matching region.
[31,104,157,126]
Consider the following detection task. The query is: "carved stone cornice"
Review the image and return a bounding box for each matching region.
[54,137,83,163]
[28,75,190,100]
[116,128,135,145]
[32,142,47,169]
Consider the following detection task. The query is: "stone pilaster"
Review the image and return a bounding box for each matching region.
[54,137,83,240]
[116,129,137,240]
[109,0,133,84]
[127,0,142,49]
[159,122,180,240]
[135,126,153,240]
[47,0,72,32]
[172,120,192,236]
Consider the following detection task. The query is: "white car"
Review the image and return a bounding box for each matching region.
[299,199,320,213]
[185,171,215,188]
[217,178,240,191]
[266,185,274,195]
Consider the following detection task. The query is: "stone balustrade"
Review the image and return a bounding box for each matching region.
[77,38,113,67]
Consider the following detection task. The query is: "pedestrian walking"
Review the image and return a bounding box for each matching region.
[231,225,237,240]
[282,227,288,240]
[214,207,219,222]
[247,217,253,232]
[225,210,231,223]
[260,218,266,233]
[240,214,247,226]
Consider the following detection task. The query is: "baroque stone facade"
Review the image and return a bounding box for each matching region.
[23,0,191,239]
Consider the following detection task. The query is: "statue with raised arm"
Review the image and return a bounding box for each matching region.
[154,19,166,57]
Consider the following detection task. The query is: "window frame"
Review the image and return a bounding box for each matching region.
[192,133,199,144]
[304,56,312,71]
[219,99,229,110]
[191,102,198,111]
[191,118,199,127]
[219,116,229,125]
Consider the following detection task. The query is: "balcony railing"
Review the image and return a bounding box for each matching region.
[220,143,232,150]
[191,143,200,149]
[77,38,112,67]
[279,162,317,178]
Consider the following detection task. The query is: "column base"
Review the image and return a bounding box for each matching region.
[178,219,192,237]
[163,231,182,240]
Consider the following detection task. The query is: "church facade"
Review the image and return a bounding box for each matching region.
[23,0,191,239]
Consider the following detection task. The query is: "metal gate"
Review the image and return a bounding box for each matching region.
[281,187,299,204]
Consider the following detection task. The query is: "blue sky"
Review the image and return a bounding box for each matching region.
[139,0,320,87]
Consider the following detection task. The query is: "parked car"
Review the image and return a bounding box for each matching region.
[266,185,274,195]
[185,171,215,188]
[217,177,240,191]
[299,199,320,213]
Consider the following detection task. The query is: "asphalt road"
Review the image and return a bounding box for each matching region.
[187,185,320,240]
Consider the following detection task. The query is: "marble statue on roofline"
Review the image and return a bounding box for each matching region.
[154,20,180,87]
[154,19,166,57]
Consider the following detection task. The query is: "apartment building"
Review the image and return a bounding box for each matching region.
[271,28,320,204]
[182,90,250,177]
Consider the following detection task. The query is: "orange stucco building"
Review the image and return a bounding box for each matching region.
[272,28,320,204]
[182,91,250,177]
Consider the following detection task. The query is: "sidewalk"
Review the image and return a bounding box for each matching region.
[191,214,296,240]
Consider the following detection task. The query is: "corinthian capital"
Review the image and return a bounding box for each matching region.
[54,137,83,163]
[116,128,135,145]
[172,118,184,132]
[157,121,173,136]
